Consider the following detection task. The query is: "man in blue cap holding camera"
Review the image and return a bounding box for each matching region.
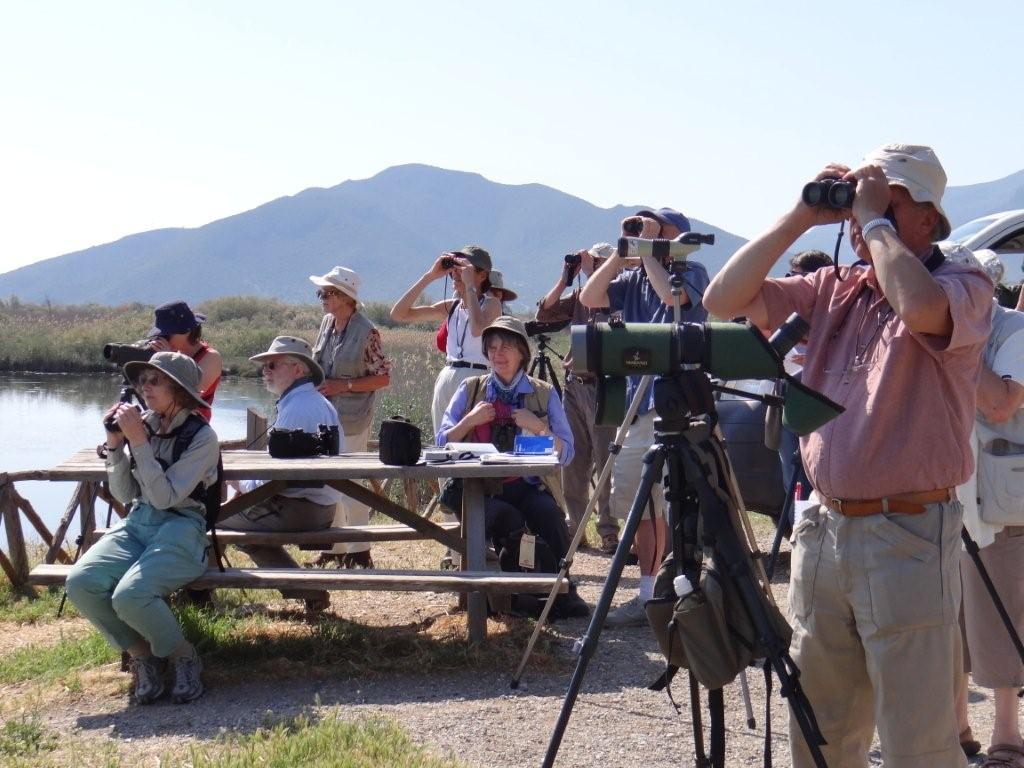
[580,207,710,627]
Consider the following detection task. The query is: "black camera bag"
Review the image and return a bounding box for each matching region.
[379,415,422,466]
[268,428,320,458]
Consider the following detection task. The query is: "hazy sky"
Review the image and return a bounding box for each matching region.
[2,0,1021,274]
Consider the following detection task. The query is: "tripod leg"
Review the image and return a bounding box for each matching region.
[962,526,1024,666]
[542,446,666,768]
[765,468,800,581]
[510,376,653,688]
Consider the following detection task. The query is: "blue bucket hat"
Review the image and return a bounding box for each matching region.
[148,301,206,338]
[636,207,691,234]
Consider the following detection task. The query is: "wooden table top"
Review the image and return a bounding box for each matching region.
[45,449,560,483]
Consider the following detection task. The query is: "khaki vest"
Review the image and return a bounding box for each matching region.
[313,311,378,436]
[463,374,568,514]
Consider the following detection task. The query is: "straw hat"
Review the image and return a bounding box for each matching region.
[309,266,361,304]
[124,352,209,411]
[249,336,325,386]
[488,270,518,302]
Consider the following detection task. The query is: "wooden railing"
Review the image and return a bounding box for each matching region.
[0,409,438,592]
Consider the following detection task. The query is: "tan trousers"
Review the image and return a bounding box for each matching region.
[789,501,966,768]
[330,426,371,555]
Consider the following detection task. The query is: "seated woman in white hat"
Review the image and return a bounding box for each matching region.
[308,266,392,568]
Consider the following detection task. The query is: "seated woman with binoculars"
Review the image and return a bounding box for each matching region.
[65,351,218,706]
[437,316,589,619]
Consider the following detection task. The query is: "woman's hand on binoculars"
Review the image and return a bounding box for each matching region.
[511,409,545,434]
[147,337,172,352]
[102,404,126,448]
[465,401,495,427]
[429,256,453,278]
[113,403,148,446]
[456,260,476,285]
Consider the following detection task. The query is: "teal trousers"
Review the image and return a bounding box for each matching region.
[65,503,209,658]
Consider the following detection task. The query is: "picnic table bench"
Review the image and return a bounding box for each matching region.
[22,448,566,644]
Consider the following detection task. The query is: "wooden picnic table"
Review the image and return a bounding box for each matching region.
[36,448,562,644]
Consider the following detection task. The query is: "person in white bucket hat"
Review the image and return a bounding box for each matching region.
[308,267,391,568]
[704,143,992,768]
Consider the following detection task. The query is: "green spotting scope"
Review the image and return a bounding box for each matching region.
[570,318,843,435]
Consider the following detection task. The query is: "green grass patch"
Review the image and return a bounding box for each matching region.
[185,714,463,768]
[0,584,77,624]
[0,711,59,758]
[0,630,117,684]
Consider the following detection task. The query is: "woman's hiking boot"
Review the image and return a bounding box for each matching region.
[129,655,166,705]
[171,647,204,704]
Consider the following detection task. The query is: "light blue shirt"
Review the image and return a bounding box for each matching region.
[437,374,575,467]
[240,379,345,505]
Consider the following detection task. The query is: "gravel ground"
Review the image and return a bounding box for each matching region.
[17,535,1000,767]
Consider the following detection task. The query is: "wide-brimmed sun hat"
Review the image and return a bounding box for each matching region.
[249,336,325,386]
[480,315,530,354]
[309,266,361,304]
[863,143,952,241]
[148,301,206,339]
[488,270,518,302]
[124,351,209,411]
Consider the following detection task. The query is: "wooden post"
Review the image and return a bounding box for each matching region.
[0,480,30,588]
[247,408,268,451]
[462,478,488,646]
[79,482,97,554]
[10,487,72,564]
[46,483,84,564]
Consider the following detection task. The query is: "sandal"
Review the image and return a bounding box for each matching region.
[983,743,1024,767]
[961,728,982,757]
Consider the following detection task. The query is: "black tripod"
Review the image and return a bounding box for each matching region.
[543,371,828,768]
[528,333,564,399]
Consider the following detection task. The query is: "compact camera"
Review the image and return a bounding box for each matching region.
[268,424,341,458]
[802,178,855,209]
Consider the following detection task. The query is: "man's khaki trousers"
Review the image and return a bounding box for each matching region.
[788,501,966,768]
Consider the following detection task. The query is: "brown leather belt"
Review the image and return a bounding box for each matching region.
[824,487,956,517]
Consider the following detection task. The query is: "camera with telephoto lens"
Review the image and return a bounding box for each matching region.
[801,178,856,209]
[102,341,157,367]
[268,424,341,458]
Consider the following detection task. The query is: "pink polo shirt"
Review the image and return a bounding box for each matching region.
[760,252,991,499]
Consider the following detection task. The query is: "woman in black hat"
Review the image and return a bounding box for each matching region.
[147,301,222,422]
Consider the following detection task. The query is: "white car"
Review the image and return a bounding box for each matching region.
[947,209,1024,273]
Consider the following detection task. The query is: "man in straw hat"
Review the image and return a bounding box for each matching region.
[220,336,344,613]
[537,242,619,551]
[704,144,992,768]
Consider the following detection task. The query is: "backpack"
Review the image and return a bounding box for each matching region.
[140,413,226,571]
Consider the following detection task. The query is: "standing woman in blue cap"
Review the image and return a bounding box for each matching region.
[147,301,223,422]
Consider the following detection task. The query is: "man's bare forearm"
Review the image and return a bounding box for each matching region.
[704,207,809,320]
[868,228,951,336]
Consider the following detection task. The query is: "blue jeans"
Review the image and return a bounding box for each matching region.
[65,502,209,657]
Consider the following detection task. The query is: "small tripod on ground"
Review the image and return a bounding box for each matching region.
[527,332,565,400]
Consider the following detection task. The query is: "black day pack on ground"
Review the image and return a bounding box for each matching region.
[378,415,422,466]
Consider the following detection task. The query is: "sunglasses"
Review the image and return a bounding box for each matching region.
[136,372,169,387]
[262,360,297,372]
[316,288,343,299]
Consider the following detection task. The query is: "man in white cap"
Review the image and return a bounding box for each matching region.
[220,336,344,613]
[704,145,992,768]
[537,243,619,551]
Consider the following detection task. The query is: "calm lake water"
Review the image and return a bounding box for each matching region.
[0,373,276,544]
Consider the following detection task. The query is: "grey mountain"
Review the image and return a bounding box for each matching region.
[0,164,745,308]
[788,168,1024,268]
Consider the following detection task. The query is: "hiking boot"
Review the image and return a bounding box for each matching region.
[604,595,648,628]
[129,655,166,705]
[550,586,590,620]
[341,550,374,569]
[309,552,344,568]
[170,647,204,704]
[304,593,331,615]
[599,533,619,555]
